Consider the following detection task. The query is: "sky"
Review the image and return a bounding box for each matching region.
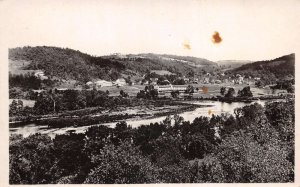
[0,0,300,61]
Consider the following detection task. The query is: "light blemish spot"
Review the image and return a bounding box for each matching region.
[183,40,191,50]
[201,86,209,94]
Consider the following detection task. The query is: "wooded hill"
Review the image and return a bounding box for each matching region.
[230,53,295,79]
[9,46,217,82]
[9,46,294,84]
[9,46,125,82]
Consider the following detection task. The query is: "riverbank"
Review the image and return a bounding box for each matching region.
[10,100,198,128]
[182,94,292,102]
[10,99,284,138]
[10,93,291,127]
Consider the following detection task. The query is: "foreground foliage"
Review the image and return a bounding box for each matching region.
[9,100,294,184]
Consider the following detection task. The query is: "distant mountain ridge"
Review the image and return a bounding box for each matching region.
[217,60,252,66]
[101,53,217,66]
[217,60,252,64]
[217,60,252,69]
[144,53,217,66]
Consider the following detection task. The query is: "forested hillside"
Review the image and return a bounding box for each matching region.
[9,46,294,86]
[9,46,217,83]
[230,54,295,79]
[9,47,125,82]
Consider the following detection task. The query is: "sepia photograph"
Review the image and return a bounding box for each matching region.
[1,0,299,185]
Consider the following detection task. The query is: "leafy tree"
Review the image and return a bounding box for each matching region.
[53,133,90,183]
[219,115,238,138]
[137,85,158,100]
[109,69,121,81]
[9,100,23,116]
[225,88,235,98]
[287,86,294,93]
[9,88,24,99]
[9,72,42,90]
[9,134,57,184]
[85,89,109,107]
[151,134,192,183]
[173,79,186,85]
[125,76,132,85]
[220,87,226,96]
[34,93,56,114]
[136,90,146,99]
[84,125,112,156]
[62,90,83,110]
[255,80,263,88]
[111,121,133,145]
[265,100,294,165]
[133,123,167,155]
[185,85,195,94]
[171,90,180,98]
[157,76,168,85]
[84,141,159,184]
[181,133,214,159]
[173,114,184,127]
[191,155,225,183]
[234,103,279,145]
[265,100,294,142]
[217,130,292,182]
[148,86,158,99]
[237,86,253,97]
[119,90,128,98]
[187,71,195,78]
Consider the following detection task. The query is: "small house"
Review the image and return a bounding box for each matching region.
[114,78,127,86]
[34,71,48,80]
[95,80,113,87]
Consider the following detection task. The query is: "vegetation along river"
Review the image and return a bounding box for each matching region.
[10,100,273,138]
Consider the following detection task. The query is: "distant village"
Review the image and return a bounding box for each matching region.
[32,69,264,91]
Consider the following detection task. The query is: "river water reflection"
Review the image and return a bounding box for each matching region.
[10,100,269,138]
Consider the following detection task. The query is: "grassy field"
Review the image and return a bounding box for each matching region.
[9,59,39,75]
[9,99,36,107]
[192,83,286,98]
[97,83,284,98]
[98,85,145,96]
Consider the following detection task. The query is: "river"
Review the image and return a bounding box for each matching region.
[9,100,269,138]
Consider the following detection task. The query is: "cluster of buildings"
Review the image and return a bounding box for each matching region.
[201,73,259,85]
[141,76,199,86]
[154,85,187,93]
[86,78,127,88]
[83,72,262,90]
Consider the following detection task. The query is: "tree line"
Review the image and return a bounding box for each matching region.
[10,89,142,117]
[9,72,55,90]
[220,86,253,98]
